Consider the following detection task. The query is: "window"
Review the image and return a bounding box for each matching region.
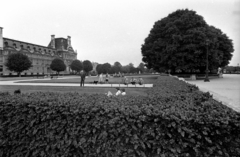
[20,45,24,49]
[4,42,8,47]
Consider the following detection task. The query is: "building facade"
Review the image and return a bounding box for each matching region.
[0,27,77,76]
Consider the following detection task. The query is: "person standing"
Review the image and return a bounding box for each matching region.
[98,73,103,83]
[80,70,86,87]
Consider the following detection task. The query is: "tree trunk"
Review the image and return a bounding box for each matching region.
[18,72,21,77]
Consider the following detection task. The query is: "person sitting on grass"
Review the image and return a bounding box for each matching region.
[93,80,98,84]
[105,91,113,97]
[105,73,109,84]
[123,77,128,85]
[138,77,144,85]
[121,88,126,95]
[130,77,137,85]
[115,87,122,96]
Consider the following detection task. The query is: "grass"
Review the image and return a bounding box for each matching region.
[15,75,157,84]
[0,75,157,96]
[0,85,149,96]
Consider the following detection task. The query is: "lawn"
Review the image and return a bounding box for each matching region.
[0,75,157,96]
[15,75,157,84]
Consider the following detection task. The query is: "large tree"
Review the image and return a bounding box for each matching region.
[70,59,83,74]
[141,9,234,73]
[83,60,93,74]
[5,52,32,77]
[50,58,66,75]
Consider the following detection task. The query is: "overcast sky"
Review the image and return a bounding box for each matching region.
[1,0,239,67]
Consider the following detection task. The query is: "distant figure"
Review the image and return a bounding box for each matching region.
[105,73,109,84]
[130,77,137,85]
[138,77,144,85]
[14,89,21,94]
[218,67,223,78]
[123,76,128,85]
[93,80,98,84]
[99,73,104,83]
[80,71,86,87]
[105,91,113,97]
[121,88,126,95]
[115,87,122,96]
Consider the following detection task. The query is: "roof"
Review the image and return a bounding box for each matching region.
[48,37,75,52]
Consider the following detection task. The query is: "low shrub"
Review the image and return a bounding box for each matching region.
[0,76,239,156]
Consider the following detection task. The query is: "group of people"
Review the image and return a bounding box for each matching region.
[122,76,144,85]
[80,71,144,88]
[97,73,109,84]
[105,87,126,97]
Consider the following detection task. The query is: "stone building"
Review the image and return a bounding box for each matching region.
[0,27,77,76]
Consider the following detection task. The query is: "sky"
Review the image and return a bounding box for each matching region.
[1,0,239,67]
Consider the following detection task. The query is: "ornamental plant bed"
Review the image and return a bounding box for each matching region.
[0,76,239,156]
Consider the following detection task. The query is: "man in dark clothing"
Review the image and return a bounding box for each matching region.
[80,71,86,87]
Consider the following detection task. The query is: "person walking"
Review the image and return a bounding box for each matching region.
[80,70,86,87]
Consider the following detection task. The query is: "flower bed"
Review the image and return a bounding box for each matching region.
[0,76,239,156]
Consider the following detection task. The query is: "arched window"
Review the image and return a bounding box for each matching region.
[4,42,8,47]
[13,43,17,48]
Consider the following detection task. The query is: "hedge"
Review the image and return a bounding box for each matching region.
[0,76,240,156]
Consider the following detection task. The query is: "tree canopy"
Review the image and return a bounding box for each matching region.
[70,59,83,74]
[112,62,122,74]
[141,9,234,73]
[96,64,103,74]
[83,60,93,74]
[50,58,66,75]
[5,52,32,76]
[102,63,111,74]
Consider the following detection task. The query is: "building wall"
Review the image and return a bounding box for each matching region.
[0,36,77,76]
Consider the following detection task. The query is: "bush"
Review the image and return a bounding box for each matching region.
[0,76,240,156]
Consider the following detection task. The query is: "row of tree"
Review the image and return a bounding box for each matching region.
[4,52,94,76]
[95,62,148,74]
[5,52,151,76]
[70,60,153,75]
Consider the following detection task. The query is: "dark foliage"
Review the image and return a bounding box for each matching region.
[0,76,239,156]
[50,58,66,74]
[14,89,21,94]
[141,9,234,73]
[102,63,111,74]
[5,52,32,76]
[70,59,83,73]
[83,60,93,74]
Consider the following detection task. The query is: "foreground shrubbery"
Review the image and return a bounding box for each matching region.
[0,76,240,156]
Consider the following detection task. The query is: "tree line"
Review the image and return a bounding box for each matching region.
[4,52,152,76]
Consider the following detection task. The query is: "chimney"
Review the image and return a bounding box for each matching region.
[0,27,3,50]
[51,35,55,49]
[67,36,72,48]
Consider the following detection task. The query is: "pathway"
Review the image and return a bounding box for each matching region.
[186,74,240,112]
